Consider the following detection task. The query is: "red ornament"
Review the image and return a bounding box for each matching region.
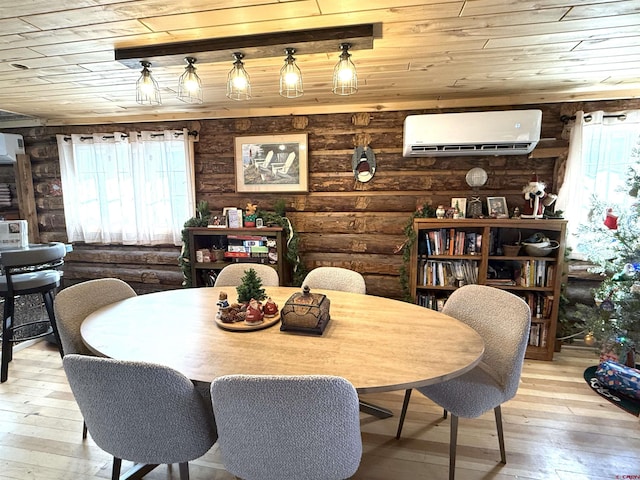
[604,208,618,230]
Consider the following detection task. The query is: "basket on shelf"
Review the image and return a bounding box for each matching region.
[502,244,521,256]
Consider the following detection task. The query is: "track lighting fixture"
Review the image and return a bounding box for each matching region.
[136,61,161,106]
[177,57,203,104]
[226,53,251,101]
[279,48,303,98]
[332,43,358,96]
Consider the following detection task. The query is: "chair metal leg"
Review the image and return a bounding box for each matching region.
[443,408,448,419]
[494,405,507,464]
[1,295,15,383]
[82,420,88,439]
[395,389,412,439]
[111,457,122,480]
[42,290,64,358]
[449,414,458,480]
[178,462,190,480]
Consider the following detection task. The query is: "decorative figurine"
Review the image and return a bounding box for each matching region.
[217,291,230,309]
[244,298,264,325]
[244,202,258,227]
[435,205,446,219]
[263,297,279,317]
[521,174,557,219]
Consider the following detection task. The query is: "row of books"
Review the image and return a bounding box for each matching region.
[516,260,555,288]
[423,229,482,256]
[529,322,549,347]
[416,293,447,311]
[225,234,277,262]
[518,292,554,319]
[418,259,479,287]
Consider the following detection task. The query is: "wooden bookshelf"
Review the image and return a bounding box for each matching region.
[187,227,289,287]
[410,218,567,360]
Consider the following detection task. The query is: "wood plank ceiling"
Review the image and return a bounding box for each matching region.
[0,0,639,126]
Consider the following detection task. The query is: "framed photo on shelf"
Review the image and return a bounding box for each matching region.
[234,133,308,193]
[223,207,243,228]
[451,197,467,218]
[487,196,509,218]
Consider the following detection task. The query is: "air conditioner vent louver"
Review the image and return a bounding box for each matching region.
[403,110,542,157]
[410,142,536,154]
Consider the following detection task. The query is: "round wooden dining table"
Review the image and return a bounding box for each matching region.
[80,286,484,394]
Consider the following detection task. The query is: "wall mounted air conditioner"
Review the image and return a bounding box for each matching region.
[0,133,25,164]
[403,110,542,157]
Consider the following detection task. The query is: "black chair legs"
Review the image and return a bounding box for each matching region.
[1,295,15,383]
[495,405,506,464]
[1,289,63,383]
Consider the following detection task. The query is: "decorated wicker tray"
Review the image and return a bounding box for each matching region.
[215,312,280,331]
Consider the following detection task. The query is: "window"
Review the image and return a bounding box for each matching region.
[557,111,640,257]
[56,130,195,246]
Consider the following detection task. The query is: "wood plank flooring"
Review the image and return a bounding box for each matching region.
[1,341,638,480]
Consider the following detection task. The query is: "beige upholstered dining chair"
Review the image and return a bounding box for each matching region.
[54,278,137,356]
[63,354,217,480]
[395,284,531,480]
[211,374,362,480]
[53,277,137,438]
[213,263,279,287]
[302,266,366,294]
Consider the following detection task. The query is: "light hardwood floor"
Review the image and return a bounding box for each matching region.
[1,341,638,480]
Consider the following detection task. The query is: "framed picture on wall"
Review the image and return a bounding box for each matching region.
[234,134,308,193]
[487,196,509,218]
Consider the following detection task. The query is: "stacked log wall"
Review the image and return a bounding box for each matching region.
[7,99,640,297]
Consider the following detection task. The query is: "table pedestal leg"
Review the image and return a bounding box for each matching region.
[359,400,393,419]
[119,463,158,479]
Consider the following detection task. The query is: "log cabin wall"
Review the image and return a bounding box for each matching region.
[6,98,640,297]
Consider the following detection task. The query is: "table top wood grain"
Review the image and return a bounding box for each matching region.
[81,287,484,394]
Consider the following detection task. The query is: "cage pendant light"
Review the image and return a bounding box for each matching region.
[136,61,161,105]
[279,48,303,98]
[226,53,251,101]
[177,57,203,104]
[332,43,358,96]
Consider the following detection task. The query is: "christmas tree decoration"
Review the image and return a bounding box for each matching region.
[573,137,640,366]
[236,267,267,304]
[584,332,596,346]
[604,207,618,229]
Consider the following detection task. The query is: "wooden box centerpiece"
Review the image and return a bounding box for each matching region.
[280,285,330,335]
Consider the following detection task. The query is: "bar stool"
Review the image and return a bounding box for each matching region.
[1,242,67,383]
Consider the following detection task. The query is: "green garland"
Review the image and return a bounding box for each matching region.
[399,204,435,301]
[257,209,306,286]
[179,201,211,287]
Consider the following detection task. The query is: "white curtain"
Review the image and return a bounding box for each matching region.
[556,110,640,256]
[57,129,195,246]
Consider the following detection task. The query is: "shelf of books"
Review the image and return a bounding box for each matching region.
[410,218,567,360]
[187,227,289,287]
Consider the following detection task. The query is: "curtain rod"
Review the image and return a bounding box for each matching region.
[61,130,198,142]
[560,113,627,124]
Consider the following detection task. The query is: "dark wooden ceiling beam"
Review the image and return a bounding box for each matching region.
[115,24,377,69]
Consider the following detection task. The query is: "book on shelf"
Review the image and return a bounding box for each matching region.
[424,229,482,256]
[528,321,548,347]
[416,293,448,311]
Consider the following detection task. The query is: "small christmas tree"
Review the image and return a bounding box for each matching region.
[236,268,267,304]
[574,137,640,365]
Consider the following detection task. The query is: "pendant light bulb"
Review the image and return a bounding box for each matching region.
[279,48,303,98]
[177,57,203,104]
[136,61,161,106]
[226,53,251,101]
[332,43,358,96]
